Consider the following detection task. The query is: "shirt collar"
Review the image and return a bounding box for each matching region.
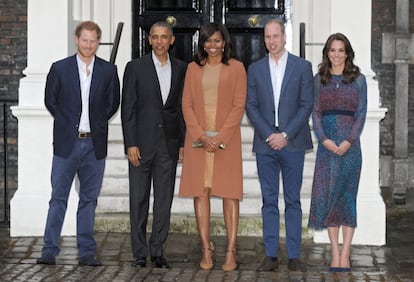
[152,51,170,67]
[76,54,95,71]
[269,50,288,66]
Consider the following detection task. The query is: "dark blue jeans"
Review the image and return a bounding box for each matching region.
[42,137,105,258]
[256,149,305,259]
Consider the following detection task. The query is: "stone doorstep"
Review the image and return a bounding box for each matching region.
[94,213,313,239]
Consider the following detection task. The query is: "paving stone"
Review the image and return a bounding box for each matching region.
[1,197,414,281]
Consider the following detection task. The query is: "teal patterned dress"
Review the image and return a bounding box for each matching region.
[308,74,367,230]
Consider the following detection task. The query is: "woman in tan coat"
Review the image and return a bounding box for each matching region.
[179,23,246,271]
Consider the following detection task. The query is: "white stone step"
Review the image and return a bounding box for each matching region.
[97,190,312,216]
[104,149,315,177]
[100,159,314,196]
[98,122,317,235]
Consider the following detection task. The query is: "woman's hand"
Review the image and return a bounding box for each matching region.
[200,135,220,153]
[322,139,338,154]
[336,140,351,156]
[322,139,351,156]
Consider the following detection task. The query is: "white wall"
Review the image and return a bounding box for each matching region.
[293,0,386,245]
[10,0,132,236]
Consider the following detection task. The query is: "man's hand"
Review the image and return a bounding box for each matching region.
[266,132,288,150]
[127,146,141,167]
[178,147,184,163]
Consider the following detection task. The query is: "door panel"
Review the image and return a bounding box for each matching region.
[224,0,285,66]
[133,0,205,60]
[134,0,285,67]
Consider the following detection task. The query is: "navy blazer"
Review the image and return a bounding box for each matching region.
[121,53,187,161]
[246,53,314,154]
[44,54,120,160]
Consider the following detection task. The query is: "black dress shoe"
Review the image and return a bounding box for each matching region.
[36,253,56,265]
[256,256,278,271]
[132,257,146,267]
[78,254,102,266]
[151,256,170,268]
[287,259,306,271]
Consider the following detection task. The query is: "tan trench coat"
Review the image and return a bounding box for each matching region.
[179,59,247,200]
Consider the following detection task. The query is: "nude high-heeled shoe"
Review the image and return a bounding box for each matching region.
[200,242,215,270]
[222,249,238,271]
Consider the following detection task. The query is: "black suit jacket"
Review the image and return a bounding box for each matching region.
[121,53,187,161]
[44,54,120,160]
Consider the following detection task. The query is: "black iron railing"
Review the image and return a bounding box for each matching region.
[100,22,124,64]
[1,99,18,225]
[299,22,324,59]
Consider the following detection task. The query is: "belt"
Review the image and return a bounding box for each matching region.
[78,132,91,138]
[322,110,355,116]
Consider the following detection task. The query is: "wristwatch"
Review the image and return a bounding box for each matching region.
[281,132,288,140]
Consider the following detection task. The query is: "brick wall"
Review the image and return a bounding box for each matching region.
[0,0,27,220]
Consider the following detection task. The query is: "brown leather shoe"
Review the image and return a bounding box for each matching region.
[287,259,306,271]
[256,256,278,271]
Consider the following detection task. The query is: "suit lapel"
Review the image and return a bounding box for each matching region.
[69,55,81,98]
[165,57,178,106]
[147,53,164,106]
[89,57,100,102]
[260,56,274,102]
[280,53,294,97]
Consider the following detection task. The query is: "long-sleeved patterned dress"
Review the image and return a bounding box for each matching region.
[308,73,367,230]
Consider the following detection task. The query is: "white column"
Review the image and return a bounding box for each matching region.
[10,0,132,237]
[10,0,79,236]
[294,0,387,245]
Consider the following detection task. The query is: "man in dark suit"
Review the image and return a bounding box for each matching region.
[246,18,314,272]
[37,21,120,266]
[121,21,187,269]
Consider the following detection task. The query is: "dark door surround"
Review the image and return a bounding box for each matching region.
[133,0,285,67]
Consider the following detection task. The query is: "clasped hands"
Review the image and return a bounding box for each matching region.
[266,132,287,151]
[322,139,351,156]
[199,135,222,153]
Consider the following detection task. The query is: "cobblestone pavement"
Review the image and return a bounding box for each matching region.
[0,190,413,281]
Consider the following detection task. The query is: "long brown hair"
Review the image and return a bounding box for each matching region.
[318,33,360,85]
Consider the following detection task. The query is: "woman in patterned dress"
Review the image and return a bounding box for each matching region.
[308,33,367,272]
[179,23,246,271]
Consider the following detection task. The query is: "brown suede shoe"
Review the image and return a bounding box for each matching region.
[256,256,278,271]
[287,259,306,272]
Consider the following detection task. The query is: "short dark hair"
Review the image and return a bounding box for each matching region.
[75,21,102,40]
[194,23,233,66]
[264,18,285,35]
[150,21,174,37]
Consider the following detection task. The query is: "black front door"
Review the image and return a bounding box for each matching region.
[133,0,285,67]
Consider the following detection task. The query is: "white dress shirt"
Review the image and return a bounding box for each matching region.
[152,51,172,105]
[269,50,288,127]
[77,55,94,133]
